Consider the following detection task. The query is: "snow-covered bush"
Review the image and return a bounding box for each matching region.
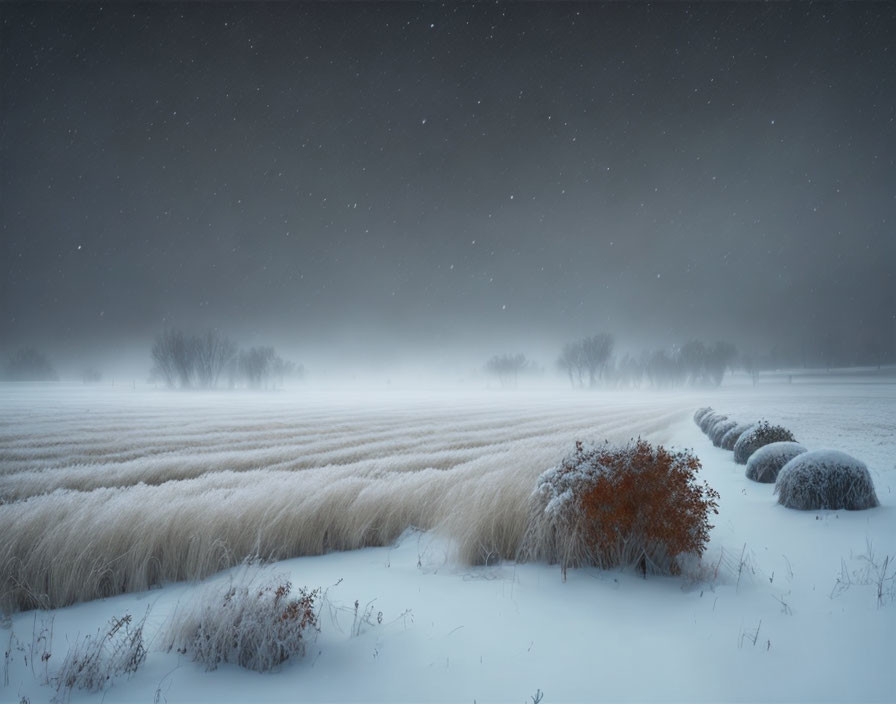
[519,439,719,577]
[165,566,319,672]
[709,419,738,447]
[720,422,754,451]
[703,414,728,436]
[698,411,723,434]
[745,442,807,483]
[54,612,147,696]
[693,407,713,425]
[733,421,796,464]
[775,450,880,511]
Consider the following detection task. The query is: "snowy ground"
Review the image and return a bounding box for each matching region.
[2,376,895,702]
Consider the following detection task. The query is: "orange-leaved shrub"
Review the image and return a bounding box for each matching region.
[520,439,719,578]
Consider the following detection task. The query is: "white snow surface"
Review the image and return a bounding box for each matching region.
[2,377,895,703]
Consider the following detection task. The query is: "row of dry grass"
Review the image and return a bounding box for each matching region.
[0,392,690,613]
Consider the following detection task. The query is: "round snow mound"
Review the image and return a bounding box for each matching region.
[775,450,880,511]
[694,407,713,425]
[745,442,807,483]
[733,421,797,464]
[709,419,738,447]
[720,422,754,451]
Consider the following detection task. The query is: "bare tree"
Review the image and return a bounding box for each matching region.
[271,356,303,388]
[557,341,586,388]
[193,330,237,389]
[645,348,681,388]
[239,346,276,389]
[151,329,196,388]
[679,340,708,385]
[485,353,530,388]
[613,353,644,389]
[581,333,614,387]
[677,339,737,386]
[706,341,737,386]
[152,330,301,391]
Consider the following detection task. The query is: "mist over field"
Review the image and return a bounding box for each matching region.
[2,3,895,383]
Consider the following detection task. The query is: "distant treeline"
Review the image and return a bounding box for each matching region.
[150,329,302,390]
[483,324,895,389]
[2,348,58,382]
[487,335,739,389]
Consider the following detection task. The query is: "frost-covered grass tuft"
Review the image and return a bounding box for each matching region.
[745,442,807,483]
[733,421,796,464]
[775,450,880,511]
[164,565,319,672]
[519,439,719,578]
[720,422,754,451]
[53,611,147,698]
[709,419,738,447]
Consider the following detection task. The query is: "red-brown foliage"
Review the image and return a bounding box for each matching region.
[524,439,719,576]
[579,440,718,574]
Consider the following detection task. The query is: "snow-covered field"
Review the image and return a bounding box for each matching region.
[2,377,894,702]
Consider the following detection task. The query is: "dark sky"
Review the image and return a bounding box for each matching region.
[2,2,895,373]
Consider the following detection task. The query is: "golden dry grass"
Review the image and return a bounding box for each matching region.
[0,388,691,612]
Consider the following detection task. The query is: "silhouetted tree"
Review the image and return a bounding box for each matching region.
[151,330,299,391]
[705,341,737,386]
[151,329,240,389]
[193,330,237,389]
[739,351,759,386]
[645,348,682,388]
[151,329,196,388]
[239,346,276,389]
[557,341,586,388]
[582,333,614,387]
[613,353,645,389]
[557,334,614,388]
[645,341,736,388]
[272,356,303,388]
[679,340,708,385]
[4,348,58,381]
[485,353,530,388]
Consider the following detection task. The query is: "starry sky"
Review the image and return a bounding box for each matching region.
[2,2,895,375]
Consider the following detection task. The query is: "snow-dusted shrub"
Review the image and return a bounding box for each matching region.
[775,450,880,511]
[698,411,723,434]
[703,414,728,437]
[54,612,147,696]
[693,407,713,425]
[733,421,796,464]
[709,419,738,447]
[720,422,754,451]
[519,439,719,577]
[165,566,319,672]
[745,442,807,483]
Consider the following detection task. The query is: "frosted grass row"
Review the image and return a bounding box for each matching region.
[0,395,689,613]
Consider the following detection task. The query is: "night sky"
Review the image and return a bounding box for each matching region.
[2,2,895,375]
